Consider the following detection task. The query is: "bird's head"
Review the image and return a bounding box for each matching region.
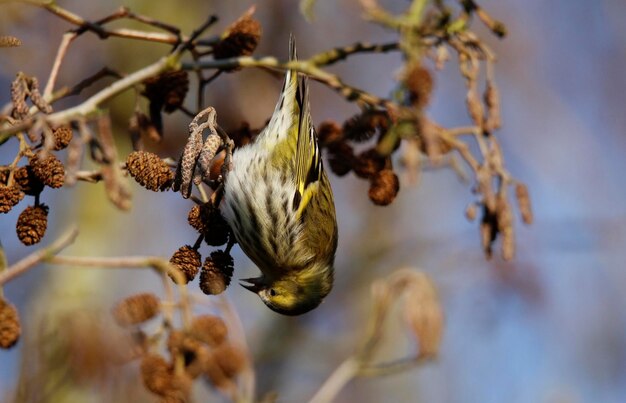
[239,263,333,316]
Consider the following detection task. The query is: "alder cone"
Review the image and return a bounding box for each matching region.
[16,204,48,245]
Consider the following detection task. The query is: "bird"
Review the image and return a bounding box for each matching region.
[220,36,338,315]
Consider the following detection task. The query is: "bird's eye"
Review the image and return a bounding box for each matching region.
[269,289,277,297]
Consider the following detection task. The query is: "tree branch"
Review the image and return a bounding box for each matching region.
[0,227,79,287]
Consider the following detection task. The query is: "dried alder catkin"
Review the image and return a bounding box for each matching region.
[30,153,65,188]
[212,343,247,378]
[140,354,172,395]
[16,204,48,245]
[187,203,230,246]
[368,169,400,206]
[0,298,21,349]
[342,110,388,143]
[126,151,174,191]
[326,142,354,177]
[405,64,434,108]
[199,251,234,295]
[213,11,261,60]
[51,125,73,150]
[190,315,228,347]
[0,185,24,213]
[13,165,44,195]
[0,35,21,47]
[317,121,343,146]
[168,246,202,283]
[515,183,533,224]
[112,293,161,326]
[143,71,190,113]
[353,149,389,179]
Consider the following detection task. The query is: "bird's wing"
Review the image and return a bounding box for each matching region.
[289,37,323,220]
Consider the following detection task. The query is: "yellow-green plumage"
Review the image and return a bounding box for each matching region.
[220,37,338,315]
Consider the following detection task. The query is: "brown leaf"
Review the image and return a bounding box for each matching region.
[390,270,444,359]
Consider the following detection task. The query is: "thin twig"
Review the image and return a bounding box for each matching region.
[46,254,152,268]
[184,56,395,110]
[6,0,216,46]
[3,41,398,141]
[310,358,360,403]
[0,227,79,287]
[160,270,176,328]
[46,52,182,124]
[359,355,433,377]
[310,269,441,403]
[218,295,256,402]
[0,238,7,298]
[0,51,183,143]
[48,254,194,329]
[44,32,77,98]
[309,42,399,66]
[51,67,123,102]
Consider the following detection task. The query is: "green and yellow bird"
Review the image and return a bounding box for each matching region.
[221,37,338,315]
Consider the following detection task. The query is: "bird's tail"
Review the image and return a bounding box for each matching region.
[260,35,302,144]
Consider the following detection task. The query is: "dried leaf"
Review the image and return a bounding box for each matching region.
[388,269,444,359]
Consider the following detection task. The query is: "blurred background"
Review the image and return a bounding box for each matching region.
[1,0,626,402]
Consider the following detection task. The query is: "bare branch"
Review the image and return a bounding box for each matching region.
[0,227,79,287]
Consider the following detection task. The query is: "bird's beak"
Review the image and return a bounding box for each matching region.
[239,277,263,293]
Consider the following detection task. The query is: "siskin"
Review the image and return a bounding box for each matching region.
[221,37,338,315]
